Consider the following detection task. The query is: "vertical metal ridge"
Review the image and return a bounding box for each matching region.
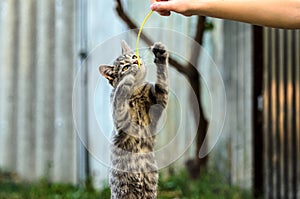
[295,30,300,198]
[16,0,37,180]
[262,27,270,199]
[295,30,300,199]
[35,0,56,180]
[282,29,288,199]
[0,0,19,172]
[268,28,275,199]
[53,0,76,184]
[76,0,90,186]
[291,29,299,199]
[274,29,281,198]
[244,23,253,189]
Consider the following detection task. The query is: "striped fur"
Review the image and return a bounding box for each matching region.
[99,41,168,199]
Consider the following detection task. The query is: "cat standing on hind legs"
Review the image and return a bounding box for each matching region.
[99,40,169,199]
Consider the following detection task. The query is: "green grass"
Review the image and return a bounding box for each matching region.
[158,170,254,199]
[0,180,109,199]
[0,172,108,199]
[0,170,254,199]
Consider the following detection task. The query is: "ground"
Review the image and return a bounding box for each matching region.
[0,169,254,199]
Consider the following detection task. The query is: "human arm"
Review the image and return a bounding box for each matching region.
[150,0,300,29]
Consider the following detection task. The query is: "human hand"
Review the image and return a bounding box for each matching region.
[150,0,201,16]
[150,0,171,16]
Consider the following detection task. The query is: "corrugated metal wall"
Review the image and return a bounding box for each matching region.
[262,29,300,199]
[0,0,77,183]
[220,21,253,188]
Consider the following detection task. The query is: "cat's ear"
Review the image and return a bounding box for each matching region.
[99,65,115,81]
[121,40,133,55]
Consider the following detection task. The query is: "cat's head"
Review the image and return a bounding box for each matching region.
[99,40,146,88]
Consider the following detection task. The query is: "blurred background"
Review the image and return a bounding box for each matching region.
[0,0,299,198]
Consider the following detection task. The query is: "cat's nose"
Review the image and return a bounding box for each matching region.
[133,60,138,65]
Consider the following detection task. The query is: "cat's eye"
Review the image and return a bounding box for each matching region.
[122,65,130,72]
[132,55,137,59]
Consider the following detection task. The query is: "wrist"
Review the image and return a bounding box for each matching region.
[193,0,215,16]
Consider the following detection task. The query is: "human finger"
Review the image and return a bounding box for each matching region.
[150,1,175,13]
[158,10,171,16]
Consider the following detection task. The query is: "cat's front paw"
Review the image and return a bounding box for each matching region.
[152,42,168,64]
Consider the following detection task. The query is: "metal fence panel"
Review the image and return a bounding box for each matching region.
[263,28,300,199]
[0,0,77,183]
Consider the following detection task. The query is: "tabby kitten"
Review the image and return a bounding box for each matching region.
[99,40,168,199]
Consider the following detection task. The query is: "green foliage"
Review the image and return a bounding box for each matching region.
[0,180,103,199]
[0,171,106,199]
[0,170,254,199]
[158,170,254,199]
[204,21,214,31]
